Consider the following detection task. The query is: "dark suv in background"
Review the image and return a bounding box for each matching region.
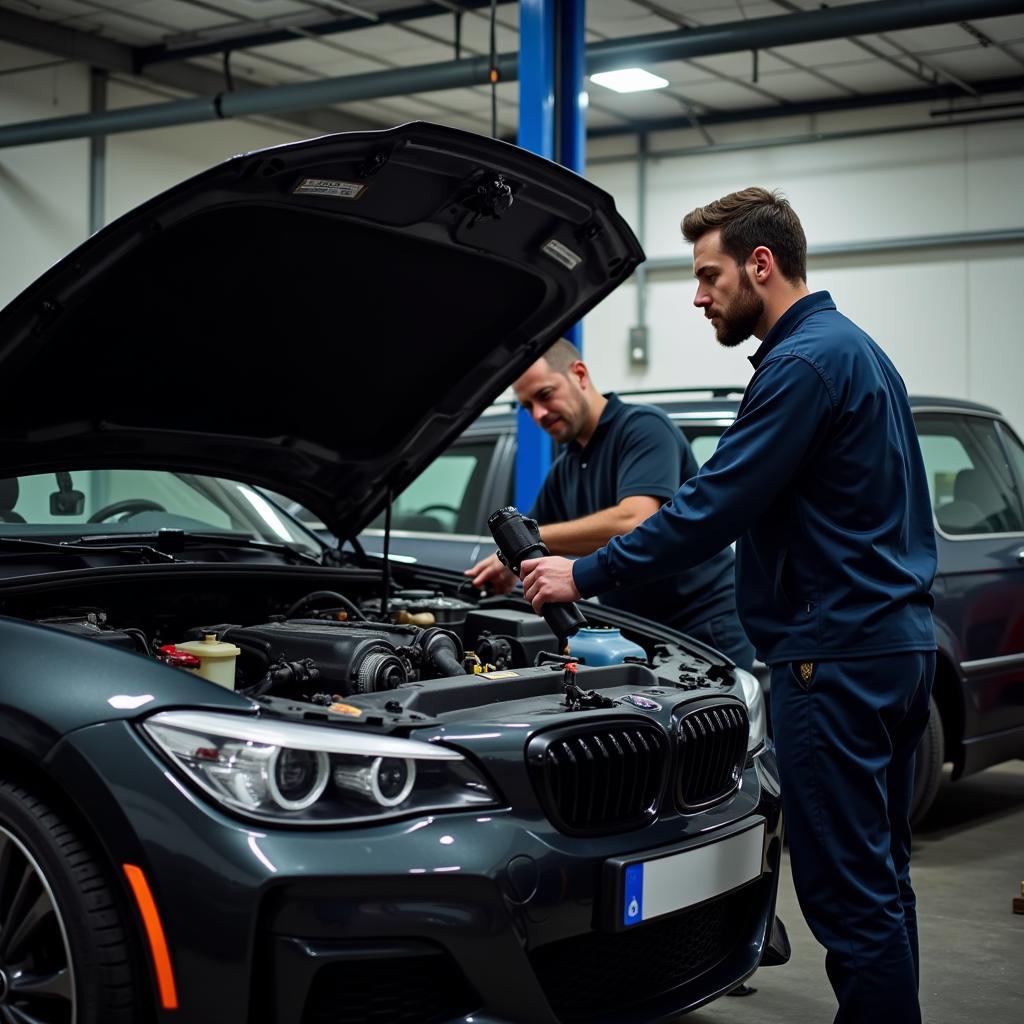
[288,389,1024,824]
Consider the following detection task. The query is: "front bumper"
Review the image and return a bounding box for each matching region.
[55,723,785,1024]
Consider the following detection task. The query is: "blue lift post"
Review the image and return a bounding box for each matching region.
[515,0,587,512]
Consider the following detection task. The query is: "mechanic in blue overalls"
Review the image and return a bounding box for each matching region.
[519,187,937,1024]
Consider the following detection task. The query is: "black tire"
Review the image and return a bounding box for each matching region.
[0,781,141,1023]
[910,696,944,826]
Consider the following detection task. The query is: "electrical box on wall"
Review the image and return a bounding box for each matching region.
[629,325,649,367]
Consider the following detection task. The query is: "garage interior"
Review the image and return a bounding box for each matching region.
[1,1,1023,1023]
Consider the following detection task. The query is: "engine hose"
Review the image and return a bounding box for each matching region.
[284,590,367,621]
[419,628,465,677]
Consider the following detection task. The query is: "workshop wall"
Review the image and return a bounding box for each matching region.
[104,80,305,222]
[0,44,90,310]
[583,108,1024,434]
[2,42,1023,432]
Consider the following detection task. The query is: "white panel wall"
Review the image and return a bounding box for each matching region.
[0,43,90,306]
[0,47,305,307]
[584,116,1024,434]
[2,48,1023,433]
[105,81,305,222]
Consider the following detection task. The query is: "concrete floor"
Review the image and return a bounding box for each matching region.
[689,761,1024,1023]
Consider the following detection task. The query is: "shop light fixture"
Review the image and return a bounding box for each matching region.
[589,68,669,93]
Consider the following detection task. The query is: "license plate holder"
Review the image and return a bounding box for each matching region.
[602,818,766,932]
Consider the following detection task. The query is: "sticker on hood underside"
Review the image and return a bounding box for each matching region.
[294,177,367,199]
[542,238,582,271]
[481,670,519,679]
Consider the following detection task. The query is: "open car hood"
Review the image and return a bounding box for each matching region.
[0,122,643,541]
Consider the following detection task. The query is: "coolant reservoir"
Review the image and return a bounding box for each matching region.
[568,627,646,666]
[173,634,241,689]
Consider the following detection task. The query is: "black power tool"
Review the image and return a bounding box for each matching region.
[487,506,587,641]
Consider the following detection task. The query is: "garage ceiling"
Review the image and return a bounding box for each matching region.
[1,0,1022,140]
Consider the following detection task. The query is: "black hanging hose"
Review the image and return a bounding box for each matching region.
[381,485,392,619]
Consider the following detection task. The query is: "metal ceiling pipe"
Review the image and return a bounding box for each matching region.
[0,0,1020,149]
[588,75,1024,138]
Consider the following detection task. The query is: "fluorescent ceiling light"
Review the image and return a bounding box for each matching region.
[589,68,669,93]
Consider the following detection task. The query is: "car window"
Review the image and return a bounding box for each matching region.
[688,433,722,467]
[679,424,730,468]
[915,414,1024,536]
[997,423,1024,499]
[368,441,496,535]
[0,470,320,553]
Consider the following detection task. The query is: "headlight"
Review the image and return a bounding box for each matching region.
[141,710,499,825]
[734,668,767,753]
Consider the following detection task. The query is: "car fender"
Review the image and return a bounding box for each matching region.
[0,615,252,749]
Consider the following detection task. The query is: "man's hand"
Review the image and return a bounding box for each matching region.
[521,556,581,613]
[465,552,518,593]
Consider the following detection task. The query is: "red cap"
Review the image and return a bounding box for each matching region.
[157,644,201,669]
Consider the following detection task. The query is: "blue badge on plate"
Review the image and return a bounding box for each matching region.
[624,863,644,927]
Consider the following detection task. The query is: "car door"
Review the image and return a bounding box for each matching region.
[915,410,1024,748]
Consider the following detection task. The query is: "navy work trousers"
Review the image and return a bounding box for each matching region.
[770,651,935,1023]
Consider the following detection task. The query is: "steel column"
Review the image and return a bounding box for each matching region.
[515,0,587,512]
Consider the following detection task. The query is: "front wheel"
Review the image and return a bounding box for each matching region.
[910,696,944,826]
[0,781,141,1023]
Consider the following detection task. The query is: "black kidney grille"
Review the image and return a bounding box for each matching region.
[676,701,749,810]
[531,885,753,1023]
[530,724,668,835]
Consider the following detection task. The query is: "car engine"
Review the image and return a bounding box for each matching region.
[33,583,732,708]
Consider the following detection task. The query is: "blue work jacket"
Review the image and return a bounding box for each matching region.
[573,291,937,665]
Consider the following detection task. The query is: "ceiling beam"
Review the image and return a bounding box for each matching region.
[0,8,384,136]
[135,0,503,68]
[588,75,1024,138]
[1,0,1022,148]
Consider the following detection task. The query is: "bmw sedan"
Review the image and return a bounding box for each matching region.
[0,124,786,1024]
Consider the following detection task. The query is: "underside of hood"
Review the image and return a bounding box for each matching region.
[0,122,643,540]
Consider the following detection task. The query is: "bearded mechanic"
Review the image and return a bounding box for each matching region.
[519,187,938,1024]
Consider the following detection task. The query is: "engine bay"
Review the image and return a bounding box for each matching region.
[9,569,735,714]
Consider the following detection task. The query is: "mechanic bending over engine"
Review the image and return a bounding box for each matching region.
[517,189,937,1024]
[466,339,755,670]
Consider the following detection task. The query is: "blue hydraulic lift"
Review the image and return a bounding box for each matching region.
[514,0,587,513]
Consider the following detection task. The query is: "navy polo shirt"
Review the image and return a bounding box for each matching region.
[530,394,739,632]
[573,293,937,665]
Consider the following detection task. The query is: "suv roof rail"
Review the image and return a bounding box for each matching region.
[618,386,746,400]
[478,386,747,417]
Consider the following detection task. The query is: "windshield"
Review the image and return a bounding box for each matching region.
[0,470,322,557]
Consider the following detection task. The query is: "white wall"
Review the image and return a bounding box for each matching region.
[0,43,90,307]
[582,108,1024,435]
[2,48,1023,431]
[0,42,304,304]
[104,80,306,222]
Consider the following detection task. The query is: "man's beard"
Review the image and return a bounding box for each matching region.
[715,267,764,348]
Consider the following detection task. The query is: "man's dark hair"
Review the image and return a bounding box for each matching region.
[541,338,582,375]
[681,187,807,283]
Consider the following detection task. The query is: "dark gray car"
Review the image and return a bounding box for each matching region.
[348,389,1024,823]
[0,125,786,1024]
